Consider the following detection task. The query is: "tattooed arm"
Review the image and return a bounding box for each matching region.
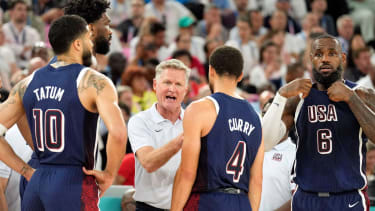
[327,81,375,143]
[0,78,35,181]
[78,70,127,197]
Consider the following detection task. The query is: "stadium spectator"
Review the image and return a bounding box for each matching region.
[2,0,41,69]
[309,0,336,36]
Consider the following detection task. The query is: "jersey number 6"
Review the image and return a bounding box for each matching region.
[33,109,65,152]
[226,141,246,183]
[317,129,332,154]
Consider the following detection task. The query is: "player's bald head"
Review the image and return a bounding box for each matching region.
[311,34,342,53]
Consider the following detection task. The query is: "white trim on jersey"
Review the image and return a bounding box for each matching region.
[292,99,304,179]
[206,96,220,114]
[76,67,90,87]
[358,128,367,189]
[358,189,367,211]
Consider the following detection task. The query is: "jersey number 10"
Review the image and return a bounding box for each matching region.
[33,109,65,152]
[226,141,246,183]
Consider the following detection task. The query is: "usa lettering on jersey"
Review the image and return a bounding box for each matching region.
[308,104,338,123]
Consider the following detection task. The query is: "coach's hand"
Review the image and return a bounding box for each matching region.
[83,167,114,197]
[279,78,312,99]
[327,81,354,102]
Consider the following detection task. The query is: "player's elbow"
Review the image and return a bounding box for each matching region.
[179,167,196,182]
[108,126,127,145]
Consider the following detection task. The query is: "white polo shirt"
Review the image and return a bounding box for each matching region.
[128,103,183,209]
[259,138,296,211]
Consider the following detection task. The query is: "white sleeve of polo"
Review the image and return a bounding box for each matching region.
[262,93,287,151]
[0,124,7,137]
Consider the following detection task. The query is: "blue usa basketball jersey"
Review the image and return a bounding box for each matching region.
[23,63,99,168]
[185,93,262,211]
[294,80,367,193]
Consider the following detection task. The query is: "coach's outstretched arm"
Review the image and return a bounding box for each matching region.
[262,79,312,151]
[0,78,35,181]
[128,115,183,173]
[80,70,127,197]
[327,82,375,143]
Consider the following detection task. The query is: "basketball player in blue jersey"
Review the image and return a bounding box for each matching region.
[0,15,127,211]
[171,46,264,211]
[18,0,114,200]
[263,34,375,211]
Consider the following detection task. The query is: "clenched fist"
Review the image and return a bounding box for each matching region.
[327,81,354,102]
[279,78,312,98]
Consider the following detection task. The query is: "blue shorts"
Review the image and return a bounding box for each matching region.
[292,187,369,211]
[184,192,251,211]
[21,164,99,211]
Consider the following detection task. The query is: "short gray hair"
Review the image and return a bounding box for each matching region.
[336,15,352,30]
[155,59,191,86]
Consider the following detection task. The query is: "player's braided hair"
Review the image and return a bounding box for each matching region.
[64,0,110,24]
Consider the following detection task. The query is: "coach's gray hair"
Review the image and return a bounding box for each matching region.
[155,59,191,86]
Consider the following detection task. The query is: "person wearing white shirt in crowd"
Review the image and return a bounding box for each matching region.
[128,59,190,210]
[0,125,33,211]
[144,0,194,44]
[250,41,286,90]
[2,0,41,69]
[226,15,259,79]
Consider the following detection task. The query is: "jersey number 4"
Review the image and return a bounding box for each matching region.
[317,129,332,154]
[33,109,65,152]
[226,141,246,183]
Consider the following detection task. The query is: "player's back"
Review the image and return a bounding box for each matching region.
[294,80,367,193]
[23,63,99,169]
[192,92,262,192]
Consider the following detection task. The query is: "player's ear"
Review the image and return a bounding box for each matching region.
[208,65,215,79]
[71,38,82,52]
[341,52,347,64]
[236,72,243,83]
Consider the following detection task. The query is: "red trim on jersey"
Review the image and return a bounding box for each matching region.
[183,193,200,211]
[81,175,99,211]
[361,188,370,211]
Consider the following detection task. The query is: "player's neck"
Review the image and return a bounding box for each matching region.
[213,78,239,98]
[56,54,82,66]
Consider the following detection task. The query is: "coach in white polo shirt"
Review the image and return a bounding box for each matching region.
[128,59,190,210]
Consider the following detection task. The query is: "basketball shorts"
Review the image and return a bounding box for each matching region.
[21,164,99,211]
[292,187,369,211]
[184,191,251,211]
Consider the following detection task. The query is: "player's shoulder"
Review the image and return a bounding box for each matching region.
[78,68,115,94]
[187,97,216,114]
